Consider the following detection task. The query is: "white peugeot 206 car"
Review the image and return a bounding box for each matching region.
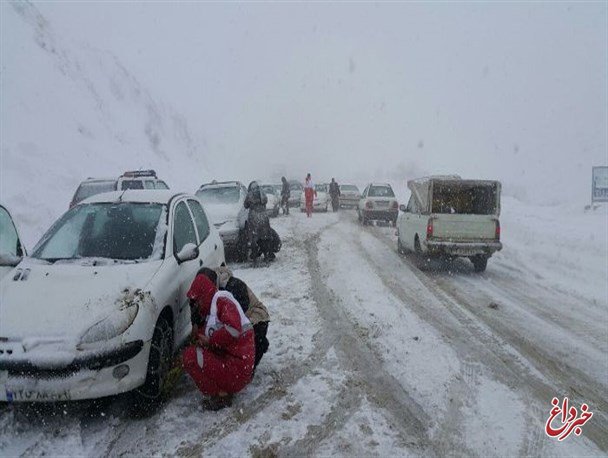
[0,190,224,405]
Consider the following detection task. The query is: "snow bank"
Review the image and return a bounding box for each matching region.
[1,3,209,248]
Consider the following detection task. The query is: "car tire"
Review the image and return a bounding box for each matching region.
[236,229,248,262]
[131,317,173,415]
[414,235,422,255]
[471,255,488,272]
[397,237,406,255]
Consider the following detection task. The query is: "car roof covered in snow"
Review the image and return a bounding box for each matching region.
[81,190,187,205]
[368,182,393,187]
[198,181,243,190]
[81,177,117,183]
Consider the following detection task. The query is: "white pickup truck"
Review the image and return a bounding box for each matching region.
[396,176,502,272]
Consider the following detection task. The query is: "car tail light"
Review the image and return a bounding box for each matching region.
[392,201,398,209]
[495,220,501,240]
[426,219,434,239]
[365,201,374,209]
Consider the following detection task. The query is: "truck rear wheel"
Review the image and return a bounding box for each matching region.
[471,255,488,272]
[414,235,422,255]
[397,237,406,255]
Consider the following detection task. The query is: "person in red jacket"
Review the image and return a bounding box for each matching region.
[304,173,317,217]
[183,273,255,410]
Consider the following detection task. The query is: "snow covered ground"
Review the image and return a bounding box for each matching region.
[1,3,207,248]
[1,203,606,457]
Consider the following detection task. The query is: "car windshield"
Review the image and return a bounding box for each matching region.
[74,181,116,203]
[260,185,276,195]
[0,207,20,257]
[341,185,359,192]
[289,182,302,191]
[31,203,165,262]
[368,186,394,197]
[196,186,240,204]
[315,184,328,193]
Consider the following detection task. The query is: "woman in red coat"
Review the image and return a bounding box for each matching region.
[183,273,255,410]
[304,173,317,217]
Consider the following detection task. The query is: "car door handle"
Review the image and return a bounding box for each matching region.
[199,259,203,266]
[215,244,217,250]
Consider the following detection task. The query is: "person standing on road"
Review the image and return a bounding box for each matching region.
[280,176,291,215]
[304,173,316,217]
[183,273,255,410]
[329,178,341,212]
[198,267,270,371]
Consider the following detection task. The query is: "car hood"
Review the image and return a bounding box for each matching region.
[0,258,163,340]
[266,194,278,206]
[203,202,241,226]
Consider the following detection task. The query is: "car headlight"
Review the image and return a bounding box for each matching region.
[79,302,139,344]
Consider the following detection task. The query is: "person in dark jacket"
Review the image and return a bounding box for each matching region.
[198,267,270,371]
[280,176,291,215]
[329,178,341,212]
[244,181,271,261]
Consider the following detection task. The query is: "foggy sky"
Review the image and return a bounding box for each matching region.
[33,2,608,203]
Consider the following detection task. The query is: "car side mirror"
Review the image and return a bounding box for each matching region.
[399,204,408,213]
[175,243,199,264]
[0,253,23,267]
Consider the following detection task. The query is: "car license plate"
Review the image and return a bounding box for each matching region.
[376,201,389,207]
[4,388,72,402]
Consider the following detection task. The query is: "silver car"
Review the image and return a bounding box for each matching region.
[195,181,248,251]
[260,184,280,217]
[339,184,361,208]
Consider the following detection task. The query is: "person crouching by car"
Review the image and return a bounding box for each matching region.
[183,273,255,410]
[198,267,270,371]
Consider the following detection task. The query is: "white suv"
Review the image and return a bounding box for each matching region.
[0,190,224,405]
[69,170,169,208]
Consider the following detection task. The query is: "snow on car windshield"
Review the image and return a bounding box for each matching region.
[31,203,165,262]
[368,186,394,197]
[196,187,240,204]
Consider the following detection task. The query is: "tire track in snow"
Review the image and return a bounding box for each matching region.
[299,230,434,455]
[358,220,607,453]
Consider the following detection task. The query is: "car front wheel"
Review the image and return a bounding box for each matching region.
[131,317,173,415]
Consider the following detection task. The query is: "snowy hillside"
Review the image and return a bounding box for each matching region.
[1,2,207,247]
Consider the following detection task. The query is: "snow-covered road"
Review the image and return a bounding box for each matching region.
[1,209,606,457]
